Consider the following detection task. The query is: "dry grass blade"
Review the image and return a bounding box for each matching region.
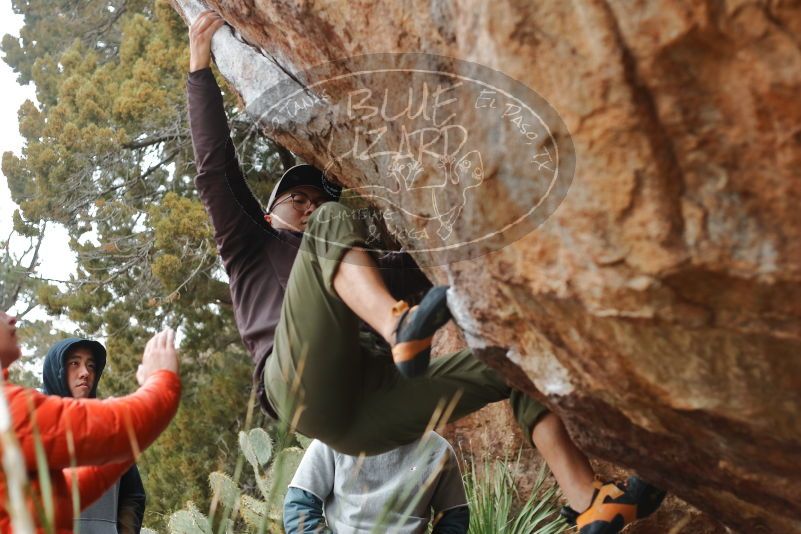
[26,392,55,533]
[66,426,80,534]
[0,375,35,533]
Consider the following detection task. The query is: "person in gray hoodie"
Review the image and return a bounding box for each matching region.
[42,337,146,534]
[284,431,469,533]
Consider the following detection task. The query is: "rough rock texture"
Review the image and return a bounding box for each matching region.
[435,323,730,534]
[443,403,732,534]
[171,1,801,531]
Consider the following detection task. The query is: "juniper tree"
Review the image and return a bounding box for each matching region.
[2,0,292,527]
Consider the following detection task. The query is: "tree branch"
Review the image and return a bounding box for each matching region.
[66,148,179,216]
[122,133,185,150]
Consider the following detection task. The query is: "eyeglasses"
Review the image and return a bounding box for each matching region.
[271,192,325,213]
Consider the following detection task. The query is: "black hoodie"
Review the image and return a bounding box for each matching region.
[42,338,146,533]
[42,337,107,398]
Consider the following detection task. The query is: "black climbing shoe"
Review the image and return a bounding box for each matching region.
[391,285,452,378]
[560,476,667,534]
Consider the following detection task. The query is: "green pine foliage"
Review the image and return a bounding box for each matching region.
[1,0,293,529]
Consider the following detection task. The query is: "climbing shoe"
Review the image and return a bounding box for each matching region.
[391,285,452,378]
[560,476,667,534]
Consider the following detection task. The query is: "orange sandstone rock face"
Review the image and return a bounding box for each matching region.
[172,1,801,531]
[434,323,728,534]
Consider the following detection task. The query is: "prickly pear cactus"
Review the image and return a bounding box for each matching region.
[167,429,309,533]
[261,447,305,518]
[167,502,212,534]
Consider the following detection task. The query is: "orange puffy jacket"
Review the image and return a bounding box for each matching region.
[0,369,181,533]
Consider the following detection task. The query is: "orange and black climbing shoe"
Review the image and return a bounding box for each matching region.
[391,285,452,378]
[560,476,666,534]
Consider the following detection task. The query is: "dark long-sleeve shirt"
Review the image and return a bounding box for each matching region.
[186,69,430,418]
[187,68,301,417]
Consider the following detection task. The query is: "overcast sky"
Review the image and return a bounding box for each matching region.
[0,0,35,224]
[1,0,76,316]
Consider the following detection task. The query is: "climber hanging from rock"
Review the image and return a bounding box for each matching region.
[185,11,666,534]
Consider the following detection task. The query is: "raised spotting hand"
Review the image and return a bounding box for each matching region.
[137,328,180,385]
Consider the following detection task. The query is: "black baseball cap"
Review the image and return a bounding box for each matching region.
[266,164,342,211]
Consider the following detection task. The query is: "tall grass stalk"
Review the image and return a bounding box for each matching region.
[66,427,80,534]
[0,377,35,533]
[27,391,56,533]
[209,386,258,534]
[370,396,462,533]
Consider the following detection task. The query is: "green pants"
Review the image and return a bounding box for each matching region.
[265,202,547,456]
